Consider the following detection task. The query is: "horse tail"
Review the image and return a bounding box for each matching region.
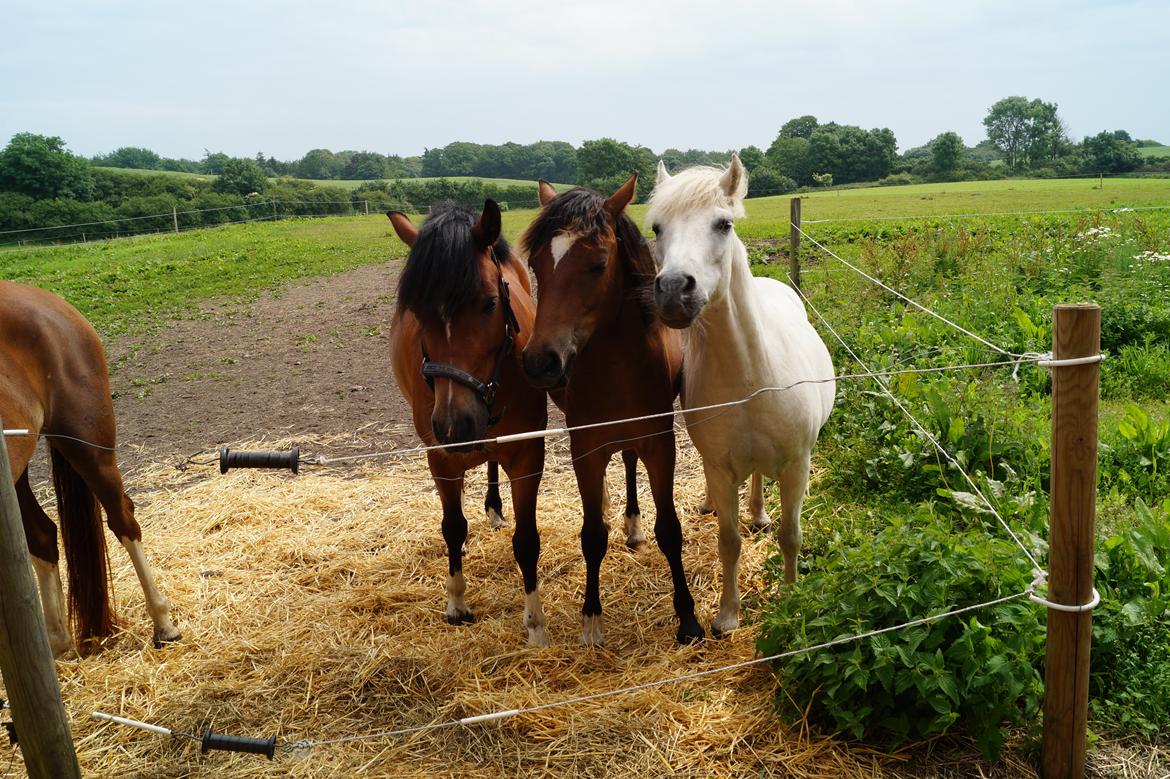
[51,446,115,650]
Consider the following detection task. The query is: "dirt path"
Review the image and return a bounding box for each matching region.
[105,260,417,475]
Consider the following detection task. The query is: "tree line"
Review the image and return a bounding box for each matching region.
[1,94,1165,243]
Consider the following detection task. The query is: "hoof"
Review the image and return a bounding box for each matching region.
[485,506,507,530]
[623,512,647,551]
[696,501,716,515]
[152,627,183,649]
[750,513,772,532]
[676,618,706,644]
[527,626,550,647]
[446,610,477,626]
[710,614,739,638]
[579,614,604,646]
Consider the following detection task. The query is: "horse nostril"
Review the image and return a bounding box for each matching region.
[683,274,696,292]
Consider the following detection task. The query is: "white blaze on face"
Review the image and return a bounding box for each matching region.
[550,232,579,268]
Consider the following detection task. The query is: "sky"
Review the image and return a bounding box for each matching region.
[2,0,1167,161]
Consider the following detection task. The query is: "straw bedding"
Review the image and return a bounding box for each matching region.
[11,429,1042,778]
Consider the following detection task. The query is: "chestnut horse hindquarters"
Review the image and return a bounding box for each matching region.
[0,280,181,656]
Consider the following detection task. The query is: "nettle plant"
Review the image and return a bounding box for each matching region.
[756,514,1045,760]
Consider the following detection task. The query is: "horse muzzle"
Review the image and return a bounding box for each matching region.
[522,345,576,390]
[654,271,705,329]
[431,408,489,452]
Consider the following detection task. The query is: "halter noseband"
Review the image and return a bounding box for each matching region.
[421,246,521,427]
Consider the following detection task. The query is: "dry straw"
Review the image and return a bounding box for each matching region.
[7,432,1043,778]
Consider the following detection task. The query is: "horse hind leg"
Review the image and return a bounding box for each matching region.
[16,473,73,658]
[777,456,811,584]
[748,473,772,531]
[620,449,647,551]
[483,460,507,529]
[59,444,181,647]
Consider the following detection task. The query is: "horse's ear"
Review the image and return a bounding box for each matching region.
[656,159,671,186]
[719,153,748,201]
[538,180,558,207]
[472,199,502,250]
[604,171,638,214]
[387,211,417,247]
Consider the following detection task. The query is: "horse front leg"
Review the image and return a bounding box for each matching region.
[620,449,647,550]
[573,449,609,646]
[641,436,704,644]
[707,464,743,637]
[503,442,548,646]
[429,454,474,625]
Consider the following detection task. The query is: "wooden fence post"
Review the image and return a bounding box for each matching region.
[172,205,179,234]
[789,197,802,291]
[1042,304,1100,779]
[0,419,82,778]
[364,200,369,216]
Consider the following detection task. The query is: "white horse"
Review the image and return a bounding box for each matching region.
[646,154,835,635]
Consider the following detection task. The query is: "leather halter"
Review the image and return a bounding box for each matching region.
[421,247,521,427]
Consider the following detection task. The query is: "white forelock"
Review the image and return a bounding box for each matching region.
[645,165,747,226]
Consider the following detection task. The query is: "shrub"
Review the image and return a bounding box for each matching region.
[756,516,1044,760]
[1090,498,1170,736]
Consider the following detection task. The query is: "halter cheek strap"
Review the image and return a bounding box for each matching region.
[420,248,519,427]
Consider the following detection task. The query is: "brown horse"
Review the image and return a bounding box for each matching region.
[521,175,705,645]
[0,280,181,657]
[387,200,553,645]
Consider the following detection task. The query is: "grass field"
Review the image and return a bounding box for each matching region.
[1138,143,1170,159]
[5,177,1170,338]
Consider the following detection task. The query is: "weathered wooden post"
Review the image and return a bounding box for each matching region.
[364,199,369,216]
[172,205,179,234]
[0,419,82,778]
[789,197,802,291]
[1042,304,1100,779]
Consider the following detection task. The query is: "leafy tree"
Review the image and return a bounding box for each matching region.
[577,138,656,200]
[0,133,95,200]
[200,151,233,175]
[930,132,965,175]
[342,151,390,180]
[766,136,812,185]
[779,115,819,139]
[92,146,161,170]
[737,145,766,171]
[296,148,342,179]
[212,157,268,195]
[1081,131,1143,174]
[746,165,795,197]
[983,96,1071,170]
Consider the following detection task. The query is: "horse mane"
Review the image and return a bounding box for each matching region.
[645,165,746,226]
[396,202,513,323]
[521,188,657,322]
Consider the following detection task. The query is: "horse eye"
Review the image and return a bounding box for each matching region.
[482,296,497,314]
[589,261,607,275]
[651,223,662,236]
[714,219,732,234]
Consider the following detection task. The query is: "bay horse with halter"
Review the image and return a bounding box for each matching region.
[387,200,552,645]
[0,280,181,657]
[522,174,705,645]
[648,155,835,636]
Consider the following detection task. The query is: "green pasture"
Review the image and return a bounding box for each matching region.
[4,177,1169,340]
[1138,143,1170,159]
